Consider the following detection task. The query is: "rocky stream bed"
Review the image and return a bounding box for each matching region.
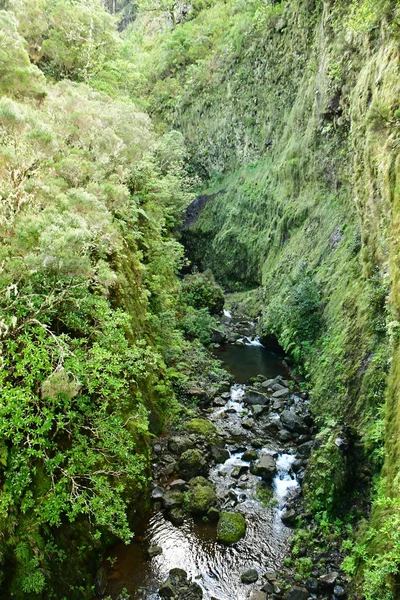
[99,313,348,600]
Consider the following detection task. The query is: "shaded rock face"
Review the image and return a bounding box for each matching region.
[159,568,203,600]
[216,511,246,544]
[251,453,277,482]
[280,410,309,433]
[178,449,207,479]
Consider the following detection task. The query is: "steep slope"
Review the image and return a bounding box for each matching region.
[127,0,400,597]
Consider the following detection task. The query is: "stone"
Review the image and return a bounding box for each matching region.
[305,578,318,592]
[159,568,203,600]
[147,545,163,558]
[261,582,274,594]
[278,430,292,442]
[243,390,270,406]
[251,405,266,417]
[95,566,107,597]
[241,569,259,584]
[178,449,207,479]
[207,506,220,520]
[242,449,258,462]
[163,490,184,510]
[333,585,346,598]
[272,388,289,398]
[284,587,309,600]
[170,479,188,491]
[280,410,308,433]
[185,418,218,438]
[231,465,249,478]
[319,572,338,591]
[297,441,314,457]
[221,391,231,400]
[211,328,226,343]
[210,444,230,464]
[168,436,194,455]
[251,454,276,482]
[280,509,297,525]
[261,378,275,389]
[151,486,164,501]
[213,397,227,407]
[187,477,217,514]
[252,439,264,449]
[168,507,185,526]
[217,512,246,544]
[242,417,256,430]
[249,592,266,600]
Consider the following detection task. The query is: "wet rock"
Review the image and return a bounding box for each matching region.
[151,486,164,501]
[305,577,318,592]
[168,436,194,455]
[249,592,266,600]
[297,441,314,457]
[252,405,266,417]
[187,477,217,514]
[178,449,207,479]
[272,388,290,398]
[153,443,162,454]
[280,410,308,433]
[231,465,249,478]
[284,587,308,600]
[187,386,209,404]
[319,572,338,591]
[170,479,188,491]
[211,328,226,344]
[242,449,258,462]
[213,397,227,407]
[159,568,203,600]
[210,444,230,464]
[147,545,163,558]
[280,509,297,525]
[242,417,256,430]
[221,391,231,400]
[333,585,346,598]
[252,439,264,449]
[217,511,246,544]
[243,390,270,406]
[241,569,259,584]
[167,507,186,526]
[251,454,276,482]
[261,582,274,594]
[207,506,220,520]
[278,430,292,443]
[163,490,184,510]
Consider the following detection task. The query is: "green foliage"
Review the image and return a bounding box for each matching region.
[181,270,224,314]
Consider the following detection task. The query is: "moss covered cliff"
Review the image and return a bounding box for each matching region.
[128,0,400,597]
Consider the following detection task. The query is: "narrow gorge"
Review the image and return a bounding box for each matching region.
[0,1,399,600]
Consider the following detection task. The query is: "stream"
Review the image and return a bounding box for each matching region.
[101,313,313,600]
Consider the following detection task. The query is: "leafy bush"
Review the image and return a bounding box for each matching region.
[181,270,224,314]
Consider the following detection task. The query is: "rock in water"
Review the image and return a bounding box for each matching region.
[217,512,246,544]
[159,568,203,600]
[187,477,217,514]
[243,390,270,406]
[147,545,163,558]
[280,410,308,433]
[251,454,276,482]
[241,568,259,583]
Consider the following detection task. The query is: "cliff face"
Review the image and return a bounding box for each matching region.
[131,0,400,596]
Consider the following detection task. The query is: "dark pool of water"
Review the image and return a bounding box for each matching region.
[213,343,290,384]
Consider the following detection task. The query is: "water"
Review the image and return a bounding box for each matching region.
[213,343,289,383]
[102,326,298,600]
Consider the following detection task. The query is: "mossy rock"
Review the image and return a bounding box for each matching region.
[217,512,246,544]
[187,477,217,514]
[184,418,217,438]
[178,448,207,479]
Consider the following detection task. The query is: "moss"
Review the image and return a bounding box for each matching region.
[184,418,217,437]
[187,477,217,514]
[217,512,246,544]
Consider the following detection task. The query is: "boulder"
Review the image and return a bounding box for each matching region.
[242,449,258,462]
[249,592,266,600]
[170,479,188,491]
[280,410,308,433]
[297,441,314,458]
[207,506,220,520]
[284,587,309,600]
[319,572,338,591]
[167,507,186,526]
[241,568,259,584]
[168,436,194,455]
[272,388,290,398]
[251,454,276,482]
[185,418,218,438]
[151,486,164,501]
[187,477,217,514]
[210,445,230,464]
[243,390,270,406]
[242,417,255,430]
[217,512,246,544]
[163,490,184,510]
[334,585,346,598]
[231,465,249,479]
[147,545,163,558]
[178,449,207,479]
[305,577,318,592]
[159,568,203,600]
[280,509,297,525]
[211,328,226,344]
